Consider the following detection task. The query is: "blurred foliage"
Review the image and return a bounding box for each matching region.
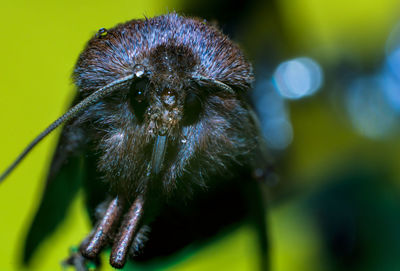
[1,0,400,271]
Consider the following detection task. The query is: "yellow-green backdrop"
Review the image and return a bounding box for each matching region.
[0,1,261,270]
[1,1,400,271]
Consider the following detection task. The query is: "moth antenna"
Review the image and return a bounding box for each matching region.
[194,75,235,94]
[0,74,135,183]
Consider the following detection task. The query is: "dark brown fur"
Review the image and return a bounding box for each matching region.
[72,13,257,199]
[23,13,267,270]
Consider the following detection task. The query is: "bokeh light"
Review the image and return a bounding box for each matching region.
[386,47,400,81]
[272,57,324,100]
[380,66,400,114]
[346,76,398,139]
[252,79,293,150]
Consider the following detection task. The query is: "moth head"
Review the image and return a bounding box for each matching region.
[129,43,236,135]
[126,58,236,175]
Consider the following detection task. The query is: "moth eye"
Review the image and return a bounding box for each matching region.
[129,78,150,122]
[182,91,203,125]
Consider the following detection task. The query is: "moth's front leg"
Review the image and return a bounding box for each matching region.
[81,196,124,258]
[63,196,124,271]
[64,195,148,270]
[110,195,145,268]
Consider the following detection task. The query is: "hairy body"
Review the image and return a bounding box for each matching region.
[18,13,268,270]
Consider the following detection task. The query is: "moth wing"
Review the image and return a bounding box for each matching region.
[23,95,89,264]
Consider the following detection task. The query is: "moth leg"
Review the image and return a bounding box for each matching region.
[110,195,145,269]
[81,196,124,258]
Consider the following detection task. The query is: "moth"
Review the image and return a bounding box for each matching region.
[1,13,269,270]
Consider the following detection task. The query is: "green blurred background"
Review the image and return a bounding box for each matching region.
[1,0,400,270]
